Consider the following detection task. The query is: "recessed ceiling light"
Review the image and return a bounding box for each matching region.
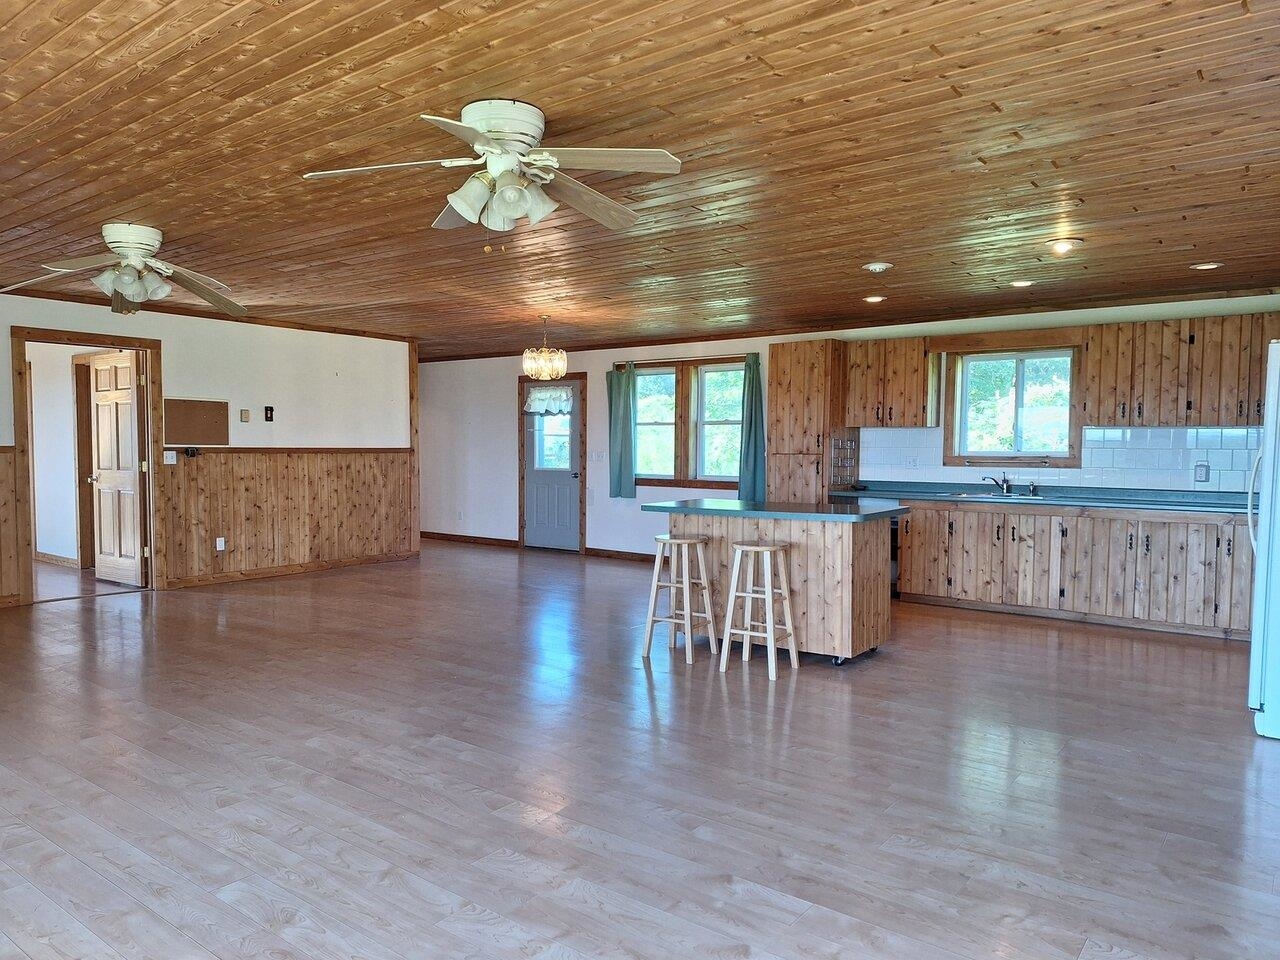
[862,262,894,273]
[863,295,886,303]
[1190,261,1223,270]
[1010,280,1035,288]
[1045,237,1084,255]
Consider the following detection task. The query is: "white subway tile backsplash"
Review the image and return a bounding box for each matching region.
[858,426,1260,492]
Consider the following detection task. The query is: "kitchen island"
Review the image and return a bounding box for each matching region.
[641,498,908,662]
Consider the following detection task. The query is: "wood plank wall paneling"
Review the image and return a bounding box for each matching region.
[0,448,18,606]
[162,449,418,587]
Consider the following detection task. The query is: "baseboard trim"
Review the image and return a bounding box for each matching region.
[34,551,78,568]
[0,593,21,608]
[898,593,1249,642]
[584,547,651,563]
[164,551,416,590]
[421,531,519,548]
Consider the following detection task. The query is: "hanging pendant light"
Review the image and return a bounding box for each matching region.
[522,315,568,380]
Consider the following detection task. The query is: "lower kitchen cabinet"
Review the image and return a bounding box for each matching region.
[897,502,1252,639]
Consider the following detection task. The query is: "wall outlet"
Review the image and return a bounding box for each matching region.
[239,409,250,423]
[1194,461,1210,483]
[162,450,178,465]
[904,456,919,469]
[215,536,226,551]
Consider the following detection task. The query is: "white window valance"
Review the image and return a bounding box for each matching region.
[524,384,574,415]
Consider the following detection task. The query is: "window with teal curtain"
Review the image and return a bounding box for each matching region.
[738,352,766,501]
[606,361,636,498]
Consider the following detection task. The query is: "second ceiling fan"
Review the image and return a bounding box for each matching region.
[302,99,681,232]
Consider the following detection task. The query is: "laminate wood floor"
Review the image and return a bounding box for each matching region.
[32,561,144,603]
[0,541,1276,960]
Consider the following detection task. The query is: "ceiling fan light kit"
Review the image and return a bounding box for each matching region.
[303,98,680,233]
[0,222,247,317]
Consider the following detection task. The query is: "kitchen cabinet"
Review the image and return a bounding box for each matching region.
[766,454,823,504]
[767,339,845,455]
[1083,313,1280,427]
[845,337,938,427]
[897,501,1250,639]
[766,340,846,500]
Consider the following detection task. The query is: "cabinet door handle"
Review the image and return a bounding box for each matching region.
[1226,536,1233,558]
[1127,532,1135,551]
[1119,401,1127,419]
[1144,534,1151,555]
[887,406,894,423]
[1009,525,1016,541]
[1135,400,1143,421]
[995,524,1002,543]
[1239,400,1245,420]
[875,404,882,423]
[1257,399,1264,420]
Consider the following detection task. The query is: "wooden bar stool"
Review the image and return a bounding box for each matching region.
[641,534,719,664]
[720,541,798,681]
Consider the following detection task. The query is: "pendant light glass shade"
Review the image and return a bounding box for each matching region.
[522,345,568,380]
[91,268,116,296]
[490,171,531,218]
[480,203,515,232]
[112,266,145,301]
[524,183,559,225]
[141,270,172,301]
[522,317,567,380]
[446,173,493,223]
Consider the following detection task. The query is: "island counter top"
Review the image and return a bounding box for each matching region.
[641,497,908,523]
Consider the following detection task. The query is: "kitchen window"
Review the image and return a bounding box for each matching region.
[623,356,746,487]
[947,347,1080,467]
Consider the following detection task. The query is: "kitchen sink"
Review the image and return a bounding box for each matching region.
[949,492,1045,502]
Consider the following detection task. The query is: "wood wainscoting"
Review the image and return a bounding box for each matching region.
[161,448,418,587]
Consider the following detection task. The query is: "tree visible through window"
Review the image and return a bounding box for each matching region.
[957,350,1072,456]
[623,357,747,484]
[534,413,572,469]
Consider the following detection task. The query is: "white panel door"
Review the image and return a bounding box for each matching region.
[522,382,582,551]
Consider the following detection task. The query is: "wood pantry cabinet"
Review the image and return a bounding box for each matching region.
[1082,313,1280,427]
[766,339,847,499]
[845,337,939,427]
[897,501,1252,639]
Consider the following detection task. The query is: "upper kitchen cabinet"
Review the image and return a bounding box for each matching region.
[845,337,939,427]
[767,339,847,455]
[1083,314,1280,427]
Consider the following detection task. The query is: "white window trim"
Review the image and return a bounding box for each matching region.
[957,349,1072,457]
[694,362,745,481]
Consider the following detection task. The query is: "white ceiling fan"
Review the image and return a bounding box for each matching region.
[302,99,681,232]
[0,223,247,316]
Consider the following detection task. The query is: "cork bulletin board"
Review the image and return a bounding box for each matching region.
[163,398,230,446]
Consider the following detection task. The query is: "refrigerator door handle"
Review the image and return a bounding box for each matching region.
[1248,449,1264,552]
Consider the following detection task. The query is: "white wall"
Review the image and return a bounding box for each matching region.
[1,295,412,448]
[28,343,92,559]
[421,294,1280,554]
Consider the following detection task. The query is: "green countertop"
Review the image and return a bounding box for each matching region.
[831,482,1249,515]
[642,498,909,523]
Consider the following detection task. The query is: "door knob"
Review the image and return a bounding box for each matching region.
[87,474,99,484]
[570,472,581,479]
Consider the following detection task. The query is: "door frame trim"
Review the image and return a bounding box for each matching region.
[12,327,165,604]
[517,372,587,554]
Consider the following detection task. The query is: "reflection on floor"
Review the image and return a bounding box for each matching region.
[0,541,1275,960]
[33,559,143,602]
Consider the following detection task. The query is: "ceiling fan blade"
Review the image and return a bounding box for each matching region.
[541,172,640,231]
[169,267,248,316]
[302,158,476,180]
[0,272,60,294]
[41,252,119,272]
[431,205,470,230]
[530,147,681,174]
[420,114,500,153]
[145,258,230,290]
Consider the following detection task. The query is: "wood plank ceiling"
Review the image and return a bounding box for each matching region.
[1,0,1278,359]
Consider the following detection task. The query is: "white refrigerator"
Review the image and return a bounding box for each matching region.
[1249,341,1280,739]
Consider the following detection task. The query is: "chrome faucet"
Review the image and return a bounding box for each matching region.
[981,472,1014,495]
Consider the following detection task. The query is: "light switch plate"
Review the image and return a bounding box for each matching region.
[163,450,178,465]
[239,408,250,422]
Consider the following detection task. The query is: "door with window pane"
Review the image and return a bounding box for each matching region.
[522,380,582,550]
